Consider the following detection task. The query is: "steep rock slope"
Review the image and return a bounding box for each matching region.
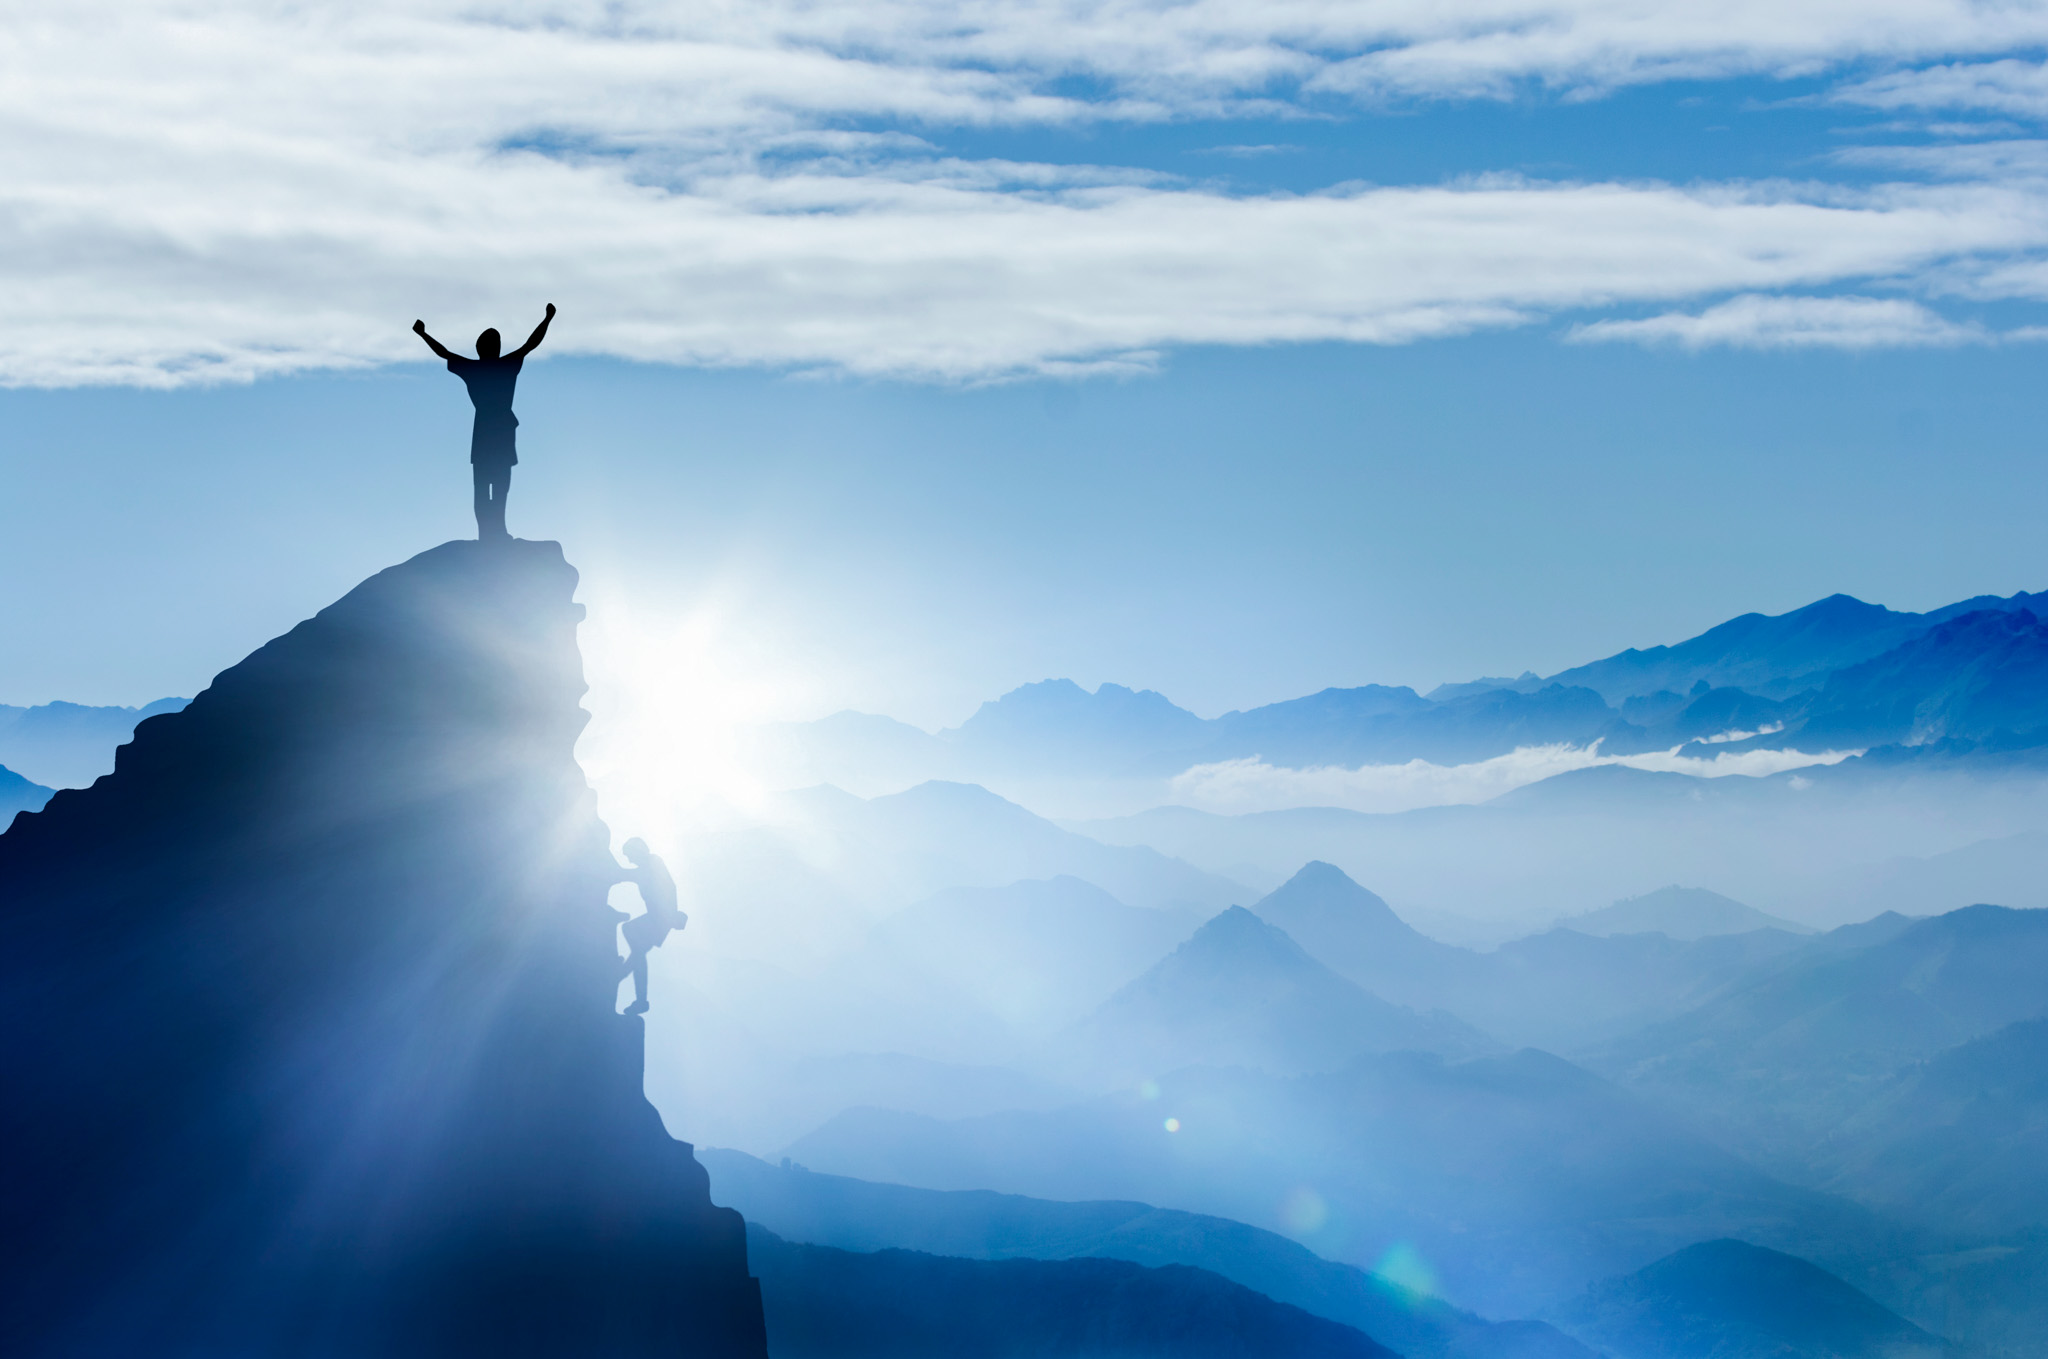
[0,540,766,1358]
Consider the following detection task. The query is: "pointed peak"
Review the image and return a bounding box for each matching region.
[1179,904,1316,963]
[1255,861,1401,920]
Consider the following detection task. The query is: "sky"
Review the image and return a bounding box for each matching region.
[7,1,2048,729]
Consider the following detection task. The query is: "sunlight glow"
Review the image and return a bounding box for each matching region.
[576,587,817,853]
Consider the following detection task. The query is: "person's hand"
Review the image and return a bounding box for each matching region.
[544,303,556,318]
[412,319,426,334]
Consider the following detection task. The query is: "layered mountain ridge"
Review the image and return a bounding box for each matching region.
[765,586,2048,787]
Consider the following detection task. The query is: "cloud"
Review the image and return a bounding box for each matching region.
[1833,59,2048,119]
[1168,742,1859,815]
[1570,293,1987,350]
[11,4,2048,383]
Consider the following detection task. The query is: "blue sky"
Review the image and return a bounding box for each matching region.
[6,3,2048,726]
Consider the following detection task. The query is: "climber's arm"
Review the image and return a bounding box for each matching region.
[510,303,556,359]
[412,320,457,362]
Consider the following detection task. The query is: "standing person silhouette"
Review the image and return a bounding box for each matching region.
[617,837,686,1017]
[413,304,555,540]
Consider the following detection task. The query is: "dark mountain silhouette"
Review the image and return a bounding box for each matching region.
[0,763,52,819]
[1054,905,1495,1086]
[1597,904,2048,1166]
[0,695,186,787]
[0,540,766,1357]
[1561,886,1812,940]
[1553,1239,1950,1359]
[781,1050,1892,1319]
[745,1222,1398,1358]
[703,1148,1597,1359]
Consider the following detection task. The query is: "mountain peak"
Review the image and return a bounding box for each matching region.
[1250,860,1467,1006]
[1060,902,1486,1085]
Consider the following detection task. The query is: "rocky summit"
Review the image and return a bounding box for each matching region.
[0,539,766,1358]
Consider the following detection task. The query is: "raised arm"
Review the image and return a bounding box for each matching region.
[510,303,556,359]
[412,319,456,361]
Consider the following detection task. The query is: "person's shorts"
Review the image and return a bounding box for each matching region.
[470,422,519,468]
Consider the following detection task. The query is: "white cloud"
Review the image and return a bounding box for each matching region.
[11,4,2048,383]
[1570,293,1987,349]
[1168,741,1858,815]
[1834,58,2048,119]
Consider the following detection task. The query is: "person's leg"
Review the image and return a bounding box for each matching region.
[473,463,491,539]
[626,950,650,1015]
[490,464,512,539]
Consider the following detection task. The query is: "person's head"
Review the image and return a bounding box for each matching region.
[476,327,502,360]
[622,837,649,864]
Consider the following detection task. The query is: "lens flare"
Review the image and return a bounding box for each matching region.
[1281,1187,1328,1233]
[1374,1242,1437,1298]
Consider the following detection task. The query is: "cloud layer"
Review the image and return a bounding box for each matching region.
[10,3,2048,383]
[1168,742,1860,816]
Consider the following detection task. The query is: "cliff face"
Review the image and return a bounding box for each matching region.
[0,540,767,1358]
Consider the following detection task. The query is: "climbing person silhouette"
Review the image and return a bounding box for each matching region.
[617,837,686,1016]
[413,304,555,540]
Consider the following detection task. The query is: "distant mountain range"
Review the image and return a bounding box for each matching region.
[0,697,185,789]
[760,587,2048,794]
[0,765,53,821]
[668,779,1246,969]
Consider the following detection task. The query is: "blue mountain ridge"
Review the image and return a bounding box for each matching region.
[0,697,186,789]
[702,1148,1594,1359]
[775,585,2048,780]
[0,764,54,820]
